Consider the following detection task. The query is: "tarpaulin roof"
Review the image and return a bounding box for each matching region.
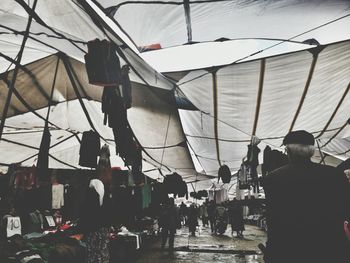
[98,0,350,49]
[0,0,206,183]
[177,40,350,175]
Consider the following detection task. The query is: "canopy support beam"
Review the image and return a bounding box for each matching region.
[320,121,348,149]
[212,70,221,166]
[252,58,266,136]
[316,81,350,139]
[183,0,193,43]
[1,137,78,169]
[18,133,77,164]
[0,52,51,102]
[289,47,323,132]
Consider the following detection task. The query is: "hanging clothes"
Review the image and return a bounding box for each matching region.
[84,39,121,86]
[141,184,152,209]
[262,146,272,176]
[89,179,105,206]
[37,127,51,181]
[79,131,100,168]
[247,144,260,166]
[98,144,111,168]
[52,184,64,209]
[14,166,37,190]
[102,86,127,128]
[177,181,188,199]
[121,65,132,109]
[214,188,228,204]
[208,189,215,201]
[98,144,112,186]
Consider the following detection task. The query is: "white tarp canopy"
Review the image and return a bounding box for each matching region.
[98,0,350,49]
[0,0,206,183]
[177,40,350,176]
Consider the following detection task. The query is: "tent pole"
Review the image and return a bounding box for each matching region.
[183,0,192,43]
[0,0,38,141]
[212,70,221,166]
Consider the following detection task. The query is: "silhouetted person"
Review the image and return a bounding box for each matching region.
[228,199,244,238]
[188,204,198,236]
[261,130,350,263]
[207,200,216,233]
[179,201,188,226]
[159,198,178,252]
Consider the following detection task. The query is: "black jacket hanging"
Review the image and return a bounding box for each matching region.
[84,39,121,86]
[37,127,51,180]
[121,65,132,109]
[79,131,100,168]
[177,180,188,199]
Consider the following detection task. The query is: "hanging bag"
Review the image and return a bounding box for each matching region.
[218,165,231,183]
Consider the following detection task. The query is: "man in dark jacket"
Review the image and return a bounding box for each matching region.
[261,130,350,263]
[159,198,178,252]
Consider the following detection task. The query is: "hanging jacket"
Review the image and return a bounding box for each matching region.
[177,181,188,199]
[121,65,132,109]
[37,127,51,180]
[79,131,100,168]
[262,146,272,176]
[84,39,121,86]
[247,144,260,167]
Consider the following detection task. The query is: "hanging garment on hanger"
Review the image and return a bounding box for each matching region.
[79,131,100,168]
[37,127,51,181]
[121,65,132,109]
[262,146,272,176]
[84,39,121,86]
[52,184,64,209]
[247,144,260,167]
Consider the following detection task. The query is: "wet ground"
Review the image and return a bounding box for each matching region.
[137,224,267,263]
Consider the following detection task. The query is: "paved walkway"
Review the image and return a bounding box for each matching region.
[137,224,267,263]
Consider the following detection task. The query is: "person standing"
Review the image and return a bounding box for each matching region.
[207,200,216,233]
[215,202,228,235]
[159,198,178,252]
[179,201,188,226]
[79,179,110,263]
[261,130,350,263]
[228,199,244,238]
[199,203,208,227]
[187,204,198,236]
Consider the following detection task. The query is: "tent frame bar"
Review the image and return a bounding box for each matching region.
[316,81,350,139]
[252,58,266,136]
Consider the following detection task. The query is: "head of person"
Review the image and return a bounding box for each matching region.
[283,130,315,162]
